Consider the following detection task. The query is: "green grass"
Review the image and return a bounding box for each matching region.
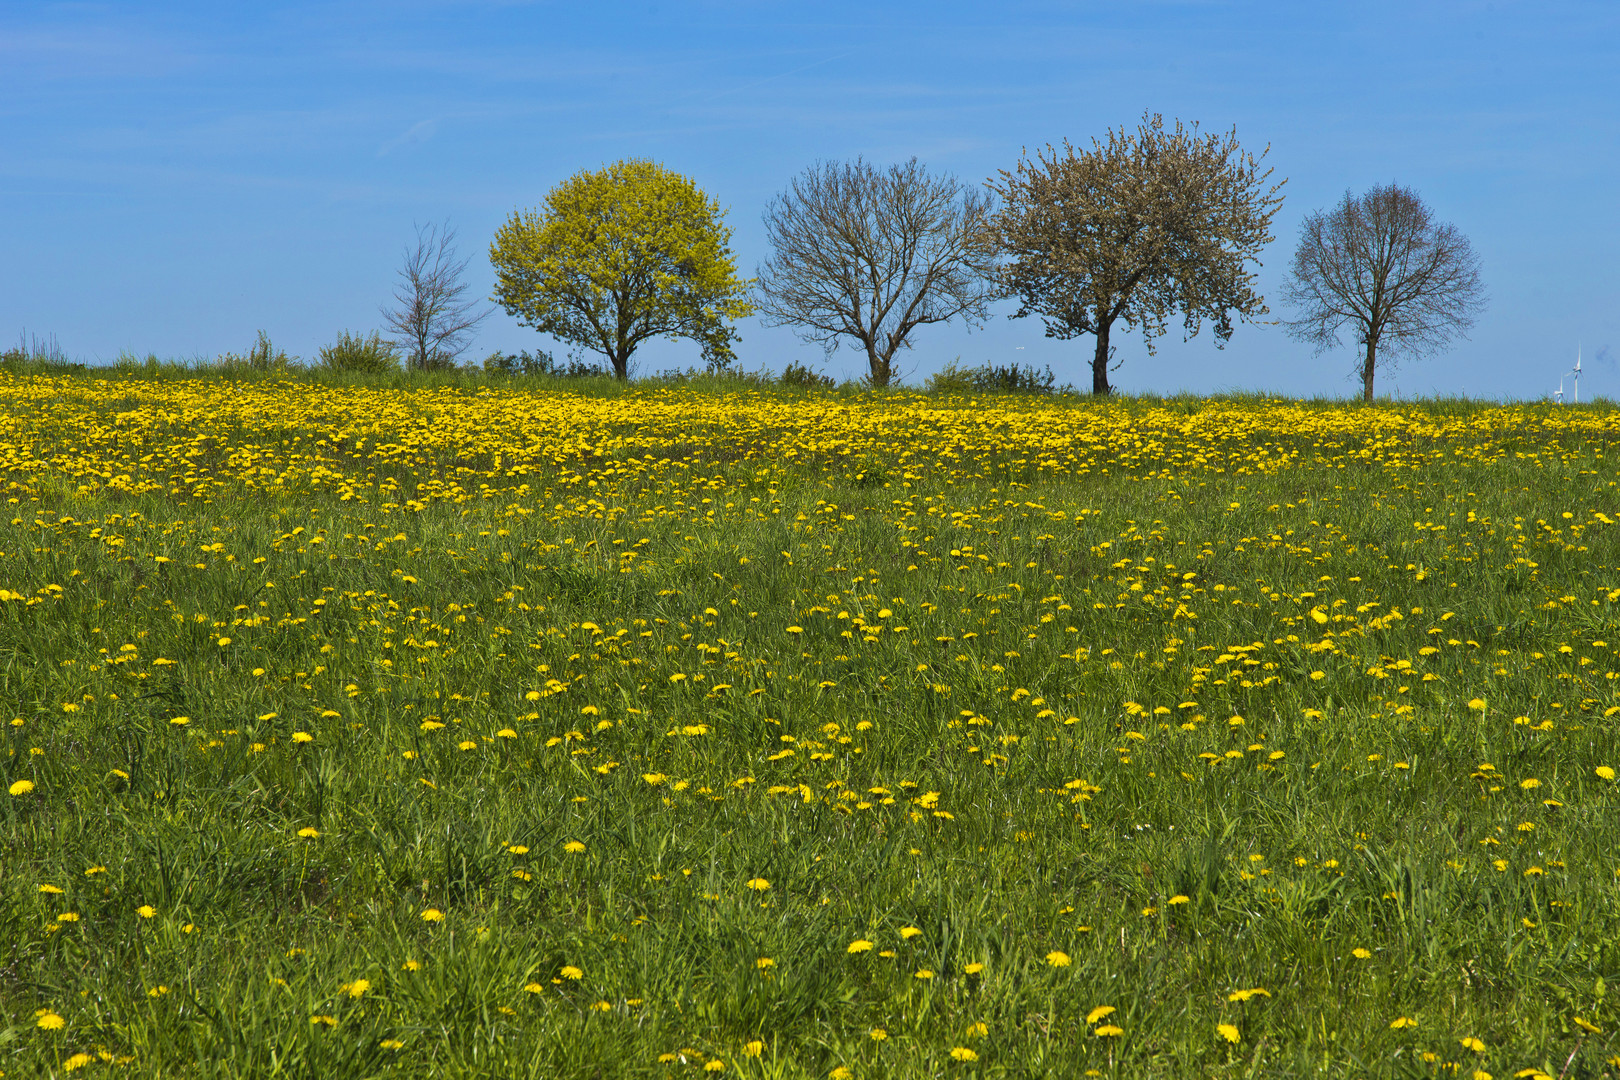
[1,372,1618,1078]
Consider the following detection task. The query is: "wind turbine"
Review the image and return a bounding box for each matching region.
[1569,345,1582,404]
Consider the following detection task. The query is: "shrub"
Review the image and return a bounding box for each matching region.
[319,331,400,373]
[927,359,1067,395]
[924,360,974,394]
[780,361,835,389]
[217,331,299,372]
[483,350,607,378]
[0,331,80,373]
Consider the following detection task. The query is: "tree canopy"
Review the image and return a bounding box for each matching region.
[489,160,752,379]
[754,158,995,388]
[1281,183,1486,401]
[988,113,1285,395]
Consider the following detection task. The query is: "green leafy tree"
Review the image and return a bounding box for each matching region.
[489,160,752,380]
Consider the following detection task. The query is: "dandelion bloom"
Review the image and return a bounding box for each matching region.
[1459,1036,1485,1051]
[869,1028,888,1041]
[847,940,874,954]
[496,729,517,739]
[63,1053,94,1072]
[899,926,922,939]
[559,965,583,980]
[8,779,34,796]
[169,716,190,726]
[562,841,586,854]
[1217,1023,1240,1043]
[1520,778,1541,790]
[1467,698,1486,712]
[703,1060,725,1072]
[949,1047,978,1061]
[1168,894,1190,905]
[297,827,321,838]
[1085,1005,1116,1024]
[742,1041,764,1057]
[1596,766,1615,781]
[1046,951,1072,967]
[1389,1016,1417,1029]
[914,969,934,980]
[36,1012,65,1030]
[137,905,156,919]
[745,878,770,891]
[292,732,314,743]
[524,982,544,993]
[420,908,445,922]
[1094,1024,1124,1037]
[1352,948,1372,959]
[343,979,370,998]
[755,957,775,970]
[963,962,985,974]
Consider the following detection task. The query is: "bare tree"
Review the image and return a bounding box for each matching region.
[1281,183,1486,401]
[988,113,1285,395]
[382,221,490,370]
[755,158,995,388]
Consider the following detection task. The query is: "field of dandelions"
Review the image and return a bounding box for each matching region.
[2,369,1619,1079]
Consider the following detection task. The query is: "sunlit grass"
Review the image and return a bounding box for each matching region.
[2,371,1618,1077]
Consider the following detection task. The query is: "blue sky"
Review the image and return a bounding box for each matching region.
[2,1,1615,398]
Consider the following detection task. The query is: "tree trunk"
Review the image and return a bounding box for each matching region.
[1361,337,1377,402]
[611,348,631,381]
[1092,318,1112,396]
[867,346,890,388]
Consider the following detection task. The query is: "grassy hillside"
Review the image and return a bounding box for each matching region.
[2,371,1618,1078]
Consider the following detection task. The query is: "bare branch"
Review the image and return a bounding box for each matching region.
[754,158,996,387]
[381,221,491,371]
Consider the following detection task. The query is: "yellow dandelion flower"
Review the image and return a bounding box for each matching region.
[1046,950,1072,967]
[949,1046,978,1061]
[37,1012,65,1030]
[559,965,583,980]
[1217,1023,1240,1043]
[745,877,770,891]
[8,779,34,796]
[562,840,586,854]
[420,908,444,922]
[1085,1005,1116,1024]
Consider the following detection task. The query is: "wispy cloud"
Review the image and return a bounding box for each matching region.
[378,119,439,157]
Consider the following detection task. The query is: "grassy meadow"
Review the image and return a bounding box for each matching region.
[2,368,1619,1078]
